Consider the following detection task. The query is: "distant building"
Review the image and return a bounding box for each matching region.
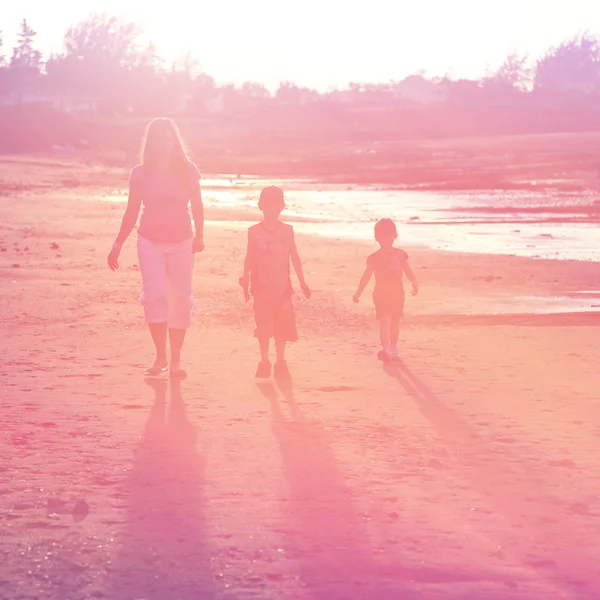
[174,92,193,114]
[392,75,449,104]
[446,78,482,103]
[51,95,98,114]
[328,89,356,104]
[0,91,98,114]
[205,93,225,114]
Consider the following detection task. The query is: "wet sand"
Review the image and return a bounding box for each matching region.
[1,156,600,599]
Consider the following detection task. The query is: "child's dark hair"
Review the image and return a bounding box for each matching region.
[374,218,397,240]
[258,186,285,211]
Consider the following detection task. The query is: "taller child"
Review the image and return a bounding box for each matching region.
[239,186,311,380]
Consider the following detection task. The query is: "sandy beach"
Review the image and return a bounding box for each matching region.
[1,155,600,599]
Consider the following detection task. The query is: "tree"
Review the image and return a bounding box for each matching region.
[46,14,161,114]
[535,32,600,93]
[240,81,270,99]
[10,19,42,71]
[276,81,310,103]
[172,52,200,80]
[489,53,532,91]
[7,19,42,99]
[62,14,145,67]
[0,31,8,97]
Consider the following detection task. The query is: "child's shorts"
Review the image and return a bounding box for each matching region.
[373,290,405,320]
[253,293,298,341]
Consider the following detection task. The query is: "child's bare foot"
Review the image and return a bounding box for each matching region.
[377,349,391,364]
[255,360,271,379]
[274,361,291,381]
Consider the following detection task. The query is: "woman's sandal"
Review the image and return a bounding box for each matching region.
[144,364,169,379]
[170,367,187,380]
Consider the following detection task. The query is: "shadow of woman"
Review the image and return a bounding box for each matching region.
[256,378,411,599]
[108,378,215,600]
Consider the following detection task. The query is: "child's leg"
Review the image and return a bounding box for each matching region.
[379,314,391,350]
[275,337,286,363]
[273,337,291,379]
[258,336,270,362]
[390,316,400,350]
[273,297,296,369]
[254,295,272,364]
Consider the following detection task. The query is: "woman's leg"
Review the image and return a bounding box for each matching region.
[166,239,195,370]
[169,328,186,369]
[149,323,169,366]
[137,237,169,368]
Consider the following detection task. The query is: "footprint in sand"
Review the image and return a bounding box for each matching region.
[549,459,576,468]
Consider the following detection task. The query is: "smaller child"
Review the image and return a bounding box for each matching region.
[239,186,311,380]
[353,218,418,363]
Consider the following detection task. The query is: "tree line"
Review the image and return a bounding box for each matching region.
[1,15,600,114]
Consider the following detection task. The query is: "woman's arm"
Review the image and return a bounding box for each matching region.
[190,177,204,252]
[115,190,142,246]
[107,184,142,271]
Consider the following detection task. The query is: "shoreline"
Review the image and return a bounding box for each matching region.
[3,135,600,194]
[1,165,599,317]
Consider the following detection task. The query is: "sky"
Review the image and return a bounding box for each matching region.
[2,0,599,91]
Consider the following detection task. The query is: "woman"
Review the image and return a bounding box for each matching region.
[107,118,204,378]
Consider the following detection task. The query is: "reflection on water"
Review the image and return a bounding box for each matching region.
[102,177,600,262]
[489,294,600,315]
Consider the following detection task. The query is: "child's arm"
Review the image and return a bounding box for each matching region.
[403,261,419,296]
[353,265,374,303]
[291,241,311,298]
[239,230,253,302]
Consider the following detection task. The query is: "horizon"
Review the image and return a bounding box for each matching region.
[2,0,600,91]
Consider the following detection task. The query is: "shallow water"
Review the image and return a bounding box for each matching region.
[490,293,600,314]
[104,178,600,262]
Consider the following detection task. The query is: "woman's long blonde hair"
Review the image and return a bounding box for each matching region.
[140,118,189,181]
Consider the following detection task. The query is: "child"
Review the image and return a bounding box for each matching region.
[353,218,418,363]
[239,186,311,380]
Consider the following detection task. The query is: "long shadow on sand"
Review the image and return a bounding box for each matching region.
[258,377,547,599]
[384,360,600,598]
[108,379,214,599]
[257,378,409,599]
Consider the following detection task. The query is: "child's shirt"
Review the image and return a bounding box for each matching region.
[367,247,409,296]
[247,221,295,298]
